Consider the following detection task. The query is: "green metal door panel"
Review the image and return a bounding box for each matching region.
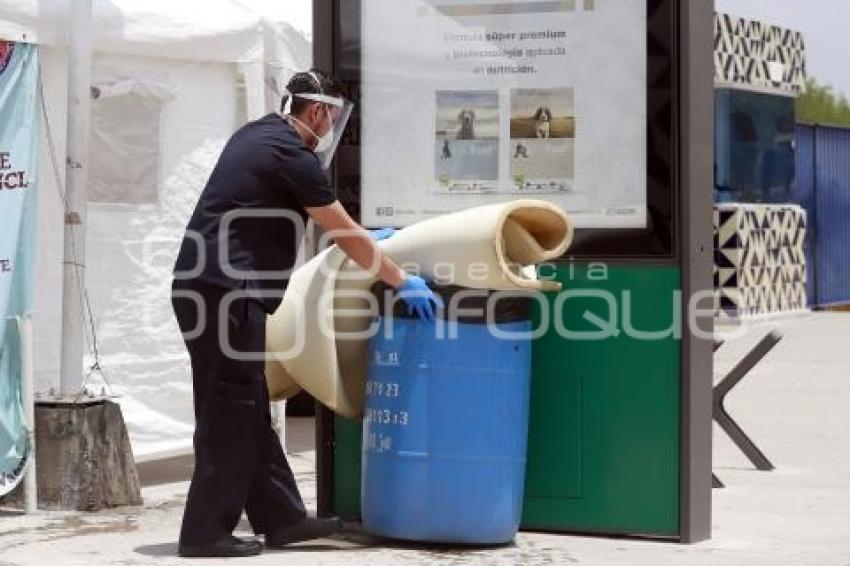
[333,415,362,520]
[522,264,681,536]
[525,375,583,499]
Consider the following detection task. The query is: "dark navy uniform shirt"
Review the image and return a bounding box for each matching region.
[173,113,336,313]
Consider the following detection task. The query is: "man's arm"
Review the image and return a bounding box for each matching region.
[306,201,406,288]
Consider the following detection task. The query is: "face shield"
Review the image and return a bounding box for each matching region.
[284,91,353,170]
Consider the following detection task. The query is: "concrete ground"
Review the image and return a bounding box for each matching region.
[2,312,849,565]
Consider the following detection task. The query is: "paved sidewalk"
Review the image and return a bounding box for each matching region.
[1,313,849,565]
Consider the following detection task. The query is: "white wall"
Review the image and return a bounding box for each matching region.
[34,51,243,456]
[89,53,241,456]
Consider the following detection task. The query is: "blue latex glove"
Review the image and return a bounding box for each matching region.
[398,275,441,323]
[369,228,396,241]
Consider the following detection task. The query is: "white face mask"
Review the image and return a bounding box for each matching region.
[314,108,334,153]
[287,106,333,153]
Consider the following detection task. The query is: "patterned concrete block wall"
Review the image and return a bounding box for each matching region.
[714,204,807,318]
[714,12,807,96]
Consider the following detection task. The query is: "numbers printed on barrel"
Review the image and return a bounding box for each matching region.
[365,381,401,398]
[365,369,408,456]
[374,351,400,366]
[366,431,394,453]
[365,407,410,427]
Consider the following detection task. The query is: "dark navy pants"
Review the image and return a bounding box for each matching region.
[171,280,306,546]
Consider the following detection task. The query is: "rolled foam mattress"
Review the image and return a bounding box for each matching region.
[265,199,573,418]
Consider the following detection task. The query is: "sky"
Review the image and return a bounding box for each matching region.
[715,0,850,97]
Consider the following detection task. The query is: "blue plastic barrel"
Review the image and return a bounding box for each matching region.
[361,287,532,544]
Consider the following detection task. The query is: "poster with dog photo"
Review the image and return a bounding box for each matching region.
[509,88,576,193]
[434,90,499,193]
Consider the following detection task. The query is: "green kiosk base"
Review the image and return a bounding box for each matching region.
[331,264,681,537]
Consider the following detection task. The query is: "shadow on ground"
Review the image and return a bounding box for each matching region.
[134,542,179,557]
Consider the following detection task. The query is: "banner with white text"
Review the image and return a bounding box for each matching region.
[0,40,38,496]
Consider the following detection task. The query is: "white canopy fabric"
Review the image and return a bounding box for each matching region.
[0,0,311,64]
[1,0,314,458]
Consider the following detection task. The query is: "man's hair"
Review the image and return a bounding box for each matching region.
[283,69,344,115]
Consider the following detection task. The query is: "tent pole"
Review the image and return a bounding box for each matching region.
[59,0,93,396]
[17,315,37,513]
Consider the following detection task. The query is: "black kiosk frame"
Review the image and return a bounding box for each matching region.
[310,0,714,543]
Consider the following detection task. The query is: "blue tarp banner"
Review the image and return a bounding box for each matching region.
[0,41,38,496]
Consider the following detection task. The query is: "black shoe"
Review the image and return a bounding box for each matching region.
[264,518,344,548]
[178,535,263,558]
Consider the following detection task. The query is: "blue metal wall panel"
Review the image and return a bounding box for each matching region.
[793,124,850,307]
[793,125,817,306]
[814,126,850,306]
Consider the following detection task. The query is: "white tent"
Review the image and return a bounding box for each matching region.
[0,0,313,458]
